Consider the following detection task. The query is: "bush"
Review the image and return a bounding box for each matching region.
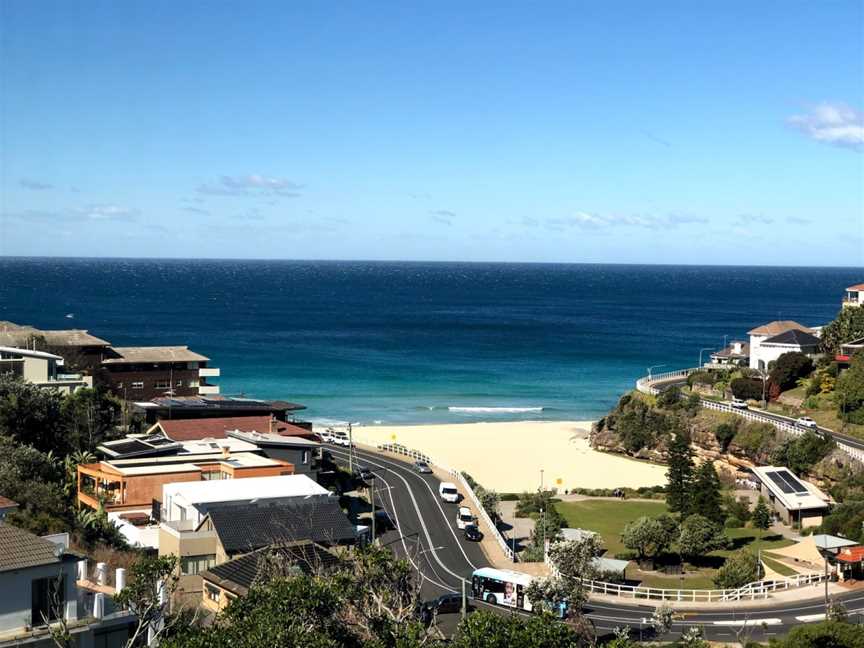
[731,422,776,460]
[724,516,743,528]
[769,352,814,392]
[713,549,759,589]
[714,421,739,452]
[687,371,718,387]
[730,377,764,401]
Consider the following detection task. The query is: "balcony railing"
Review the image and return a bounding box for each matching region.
[199,367,220,377]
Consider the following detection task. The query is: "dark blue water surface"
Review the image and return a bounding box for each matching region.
[0,259,859,424]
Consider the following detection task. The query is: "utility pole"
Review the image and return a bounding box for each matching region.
[825,549,830,614]
[370,473,376,544]
[461,578,467,620]
[348,422,354,474]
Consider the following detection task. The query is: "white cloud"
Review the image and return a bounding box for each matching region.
[74,204,139,220]
[197,174,304,197]
[20,178,53,190]
[545,211,706,231]
[788,102,864,152]
[430,209,455,225]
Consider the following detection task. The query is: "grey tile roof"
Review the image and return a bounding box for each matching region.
[205,497,357,554]
[202,542,340,596]
[0,523,62,572]
[762,329,821,347]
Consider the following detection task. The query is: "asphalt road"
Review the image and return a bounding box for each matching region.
[328,443,864,642]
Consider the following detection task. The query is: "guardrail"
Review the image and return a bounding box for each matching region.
[373,441,516,562]
[636,369,864,464]
[581,570,825,602]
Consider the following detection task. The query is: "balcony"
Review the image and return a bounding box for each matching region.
[198,383,220,395]
[199,367,220,378]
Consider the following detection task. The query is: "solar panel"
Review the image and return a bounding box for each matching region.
[776,469,809,494]
[767,472,796,494]
[107,440,152,455]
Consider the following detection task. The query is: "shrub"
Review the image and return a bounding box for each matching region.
[730,377,764,401]
[714,421,738,452]
[769,352,814,392]
[731,422,776,460]
[713,549,759,589]
[724,516,743,528]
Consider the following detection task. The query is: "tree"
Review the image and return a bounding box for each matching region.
[820,306,864,354]
[666,429,694,515]
[60,386,122,452]
[691,461,724,525]
[114,555,182,648]
[714,421,738,452]
[730,377,764,401]
[541,535,604,618]
[838,352,864,418]
[451,609,589,648]
[773,620,864,648]
[677,514,726,562]
[713,549,759,588]
[0,376,68,454]
[478,489,500,521]
[656,386,682,409]
[621,516,675,567]
[752,496,771,536]
[649,603,674,637]
[769,352,814,392]
[680,626,709,648]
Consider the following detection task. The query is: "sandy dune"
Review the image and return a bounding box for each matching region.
[346,420,667,493]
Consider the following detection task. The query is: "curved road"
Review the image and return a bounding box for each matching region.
[329,444,864,642]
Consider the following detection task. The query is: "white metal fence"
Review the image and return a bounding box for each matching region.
[581,570,825,602]
[635,368,864,464]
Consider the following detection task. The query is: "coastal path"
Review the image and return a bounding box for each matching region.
[327,443,864,642]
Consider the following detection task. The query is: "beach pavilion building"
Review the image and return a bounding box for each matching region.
[751,466,830,528]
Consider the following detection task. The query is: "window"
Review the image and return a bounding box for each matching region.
[302,450,309,465]
[154,380,170,389]
[31,575,65,626]
[131,381,144,389]
[176,380,183,387]
[205,583,220,603]
[188,380,198,387]
[180,554,216,575]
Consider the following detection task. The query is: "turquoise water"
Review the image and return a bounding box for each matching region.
[0,258,858,424]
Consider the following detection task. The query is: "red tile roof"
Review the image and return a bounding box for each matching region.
[847,284,864,292]
[0,496,18,509]
[152,416,317,442]
[836,546,864,563]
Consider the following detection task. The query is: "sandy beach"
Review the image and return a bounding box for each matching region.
[346,421,667,493]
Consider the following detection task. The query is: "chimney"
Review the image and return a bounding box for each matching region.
[221,445,230,459]
[269,415,275,434]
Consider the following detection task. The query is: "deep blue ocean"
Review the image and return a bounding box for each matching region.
[0,258,859,424]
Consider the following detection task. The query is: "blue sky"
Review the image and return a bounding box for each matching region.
[1,2,862,265]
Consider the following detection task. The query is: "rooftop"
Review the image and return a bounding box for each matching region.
[204,498,357,552]
[163,474,328,504]
[847,284,864,292]
[762,329,822,347]
[0,322,111,348]
[227,428,321,448]
[836,546,864,563]
[152,416,315,442]
[748,320,812,337]
[711,342,751,358]
[0,345,64,361]
[202,542,341,595]
[134,395,305,412]
[0,523,63,572]
[0,496,18,509]
[751,466,829,512]
[103,346,210,364]
[811,534,860,551]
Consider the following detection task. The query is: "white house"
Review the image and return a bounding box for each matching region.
[843,283,864,308]
[161,474,330,528]
[0,346,92,395]
[748,321,819,371]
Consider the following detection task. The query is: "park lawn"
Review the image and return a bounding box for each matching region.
[714,527,795,558]
[636,571,717,590]
[761,555,798,578]
[554,499,668,555]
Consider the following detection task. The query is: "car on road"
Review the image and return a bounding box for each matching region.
[439,482,459,502]
[414,460,432,473]
[464,524,483,542]
[796,416,818,429]
[456,506,474,530]
[357,466,374,483]
[730,398,748,410]
[331,431,352,447]
[418,593,468,626]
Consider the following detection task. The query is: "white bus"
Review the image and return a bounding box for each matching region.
[471,567,533,611]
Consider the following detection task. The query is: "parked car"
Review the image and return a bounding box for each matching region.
[331,432,351,447]
[357,466,374,483]
[796,416,818,429]
[414,460,432,474]
[464,524,483,542]
[730,398,748,410]
[456,506,474,530]
[438,482,459,503]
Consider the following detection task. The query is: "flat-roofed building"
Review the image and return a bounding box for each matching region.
[147,415,318,442]
[226,428,322,477]
[751,465,830,528]
[0,321,111,374]
[131,395,306,425]
[101,346,219,400]
[843,283,864,308]
[0,346,92,395]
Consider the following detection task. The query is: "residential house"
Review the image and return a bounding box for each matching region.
[146,415,318,442]
[843,283,864,308]
[0,524,134,648]
[836,336,864,369]
[0,322,111,374]
[751,466,830,528]
[708,341,750,367]
[157,485,354,601]
[226,428,321,477]
[200,541,340,612]
[0,347,92,395]
[748,321,820,371]
[131,395,307,425]
[100,346,219,400]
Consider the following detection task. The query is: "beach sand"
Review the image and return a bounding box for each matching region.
[348,421,667,493]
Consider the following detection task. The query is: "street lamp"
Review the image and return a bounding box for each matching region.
[647,364,666,380]
[698,347,714,369]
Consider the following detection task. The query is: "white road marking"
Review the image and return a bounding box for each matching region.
[713,618,782,626]
[794,613,825,622]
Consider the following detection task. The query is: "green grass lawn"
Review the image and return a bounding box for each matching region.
[555,499,797,589]
[554,499,668,555]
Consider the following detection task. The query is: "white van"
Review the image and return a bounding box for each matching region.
[439,482,459,503]
[456,506,474,530]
